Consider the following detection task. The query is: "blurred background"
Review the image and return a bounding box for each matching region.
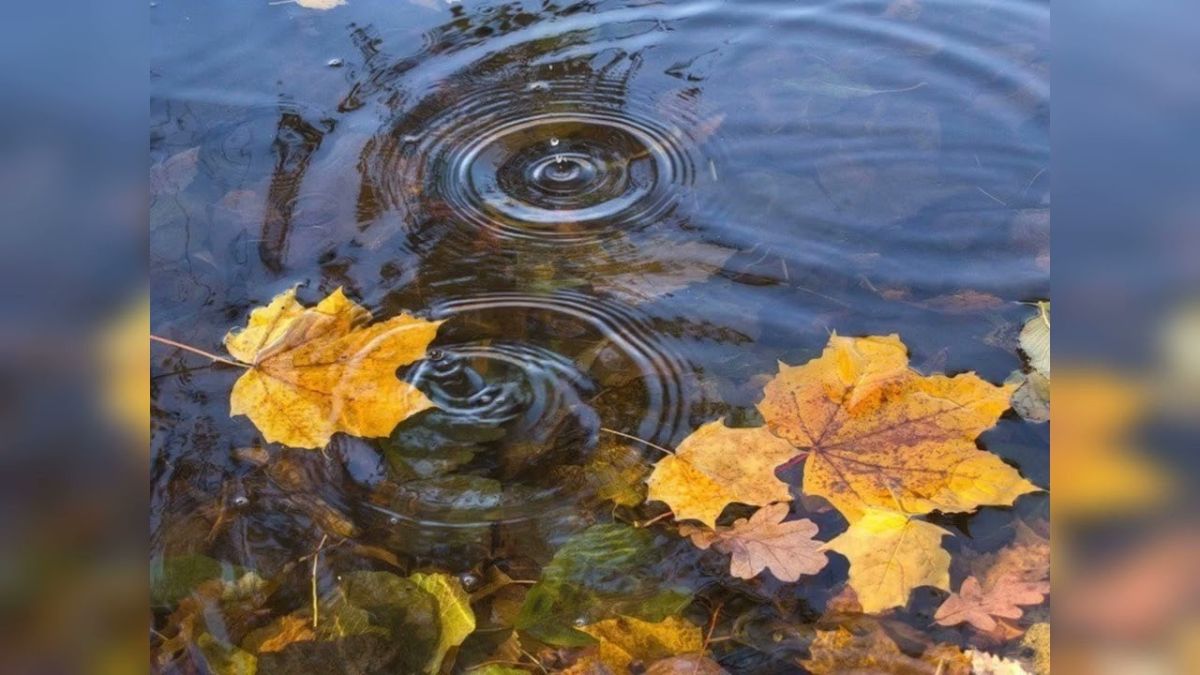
[0,0,1197,672]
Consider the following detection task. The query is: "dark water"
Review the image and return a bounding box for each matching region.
[151,0,1049,670]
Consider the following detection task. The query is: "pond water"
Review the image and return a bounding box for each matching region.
[151,0,1049,672]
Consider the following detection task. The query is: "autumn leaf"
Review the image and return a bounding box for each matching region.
[682,503,827,582]
[1021,623,1050,675]
[758,333,1037,523]
[966,649,1032,675]
[578,615,704,675]
[803,625,970,675]
[224,287,443,449]
[103,294,149,446]
[933,575,1048,632]
[1019,302,1050,378]
[409,572,477,673]
[242,614,316,653]
[823,509,951,613]
[646,419,799,528]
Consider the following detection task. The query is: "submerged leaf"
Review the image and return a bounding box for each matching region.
[683,503,827,582]
[758,333,1036,523]
[578,615,704,675]
[515,524,692,646]
[646,420,799,528]
[644,655,729,674]
[410,572,477,673]
[224,288,442,448]
[823,510,951,613]
[803,625,969,675]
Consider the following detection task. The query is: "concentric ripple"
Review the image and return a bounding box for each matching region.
[367,292,695,540]
[363,72,711,244]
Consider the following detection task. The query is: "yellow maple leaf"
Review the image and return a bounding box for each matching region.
[409,572,476,674]
[578,615,704,675]
[758,333,1036,523]
[646,419,799,528]
[823,509,951,613]
[224,288,443,449]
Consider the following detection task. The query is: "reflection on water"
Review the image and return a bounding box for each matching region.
[152,0,1048,670]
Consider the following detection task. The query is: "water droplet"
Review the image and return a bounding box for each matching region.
[459,573,480,590]
[387,516,401,526]
[573,617,587,627]
[549,137,560,148]
[428,348,445,361]
[326,58,344,68]
[232,495,250,508]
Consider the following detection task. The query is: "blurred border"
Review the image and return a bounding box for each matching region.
[0,0,147,672]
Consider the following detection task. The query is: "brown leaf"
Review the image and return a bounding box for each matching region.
[683,503,827,582]
[933,575,1048,632]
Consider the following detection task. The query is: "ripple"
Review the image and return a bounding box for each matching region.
[361,68,717,245]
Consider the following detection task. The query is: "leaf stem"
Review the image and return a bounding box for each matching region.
[599,427,673,456]
[150,334,248,368]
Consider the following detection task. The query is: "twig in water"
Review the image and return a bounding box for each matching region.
[150,334,248,368]
[311,534,328,629]
[599,427,673,456]
[637,511,674,528]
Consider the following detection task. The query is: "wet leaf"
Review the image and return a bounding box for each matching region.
[465,666,529,675]
[823,510,951,613]
[196,632,258,675]
[515,524,692,646]
[758,333,1036,523]
[1021,623,1050,675]
[803,625,968,675]
[966,649,1031,675]
[553,440,650,508]
[1019,302,1050,378]
[578,615,704,675]
[242,615,316,653]
[151,554,238,606]
[646,419,799,528]
[682,503,827,582]
[103,294,149,445]
[410,572,477,673]
[1007,370,1050,423]
[934,575,1048,633]
[224,287,442,448]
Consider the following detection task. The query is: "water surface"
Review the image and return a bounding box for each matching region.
[151,0,1049,670]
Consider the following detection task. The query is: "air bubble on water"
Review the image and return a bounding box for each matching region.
[459,573,480,590]
[402,134,422,144]
[388,516,401,526]
[232,495,250,508]
[525,81,550,92]
[573,617,587,627]
[326,58,344,68]
[549,137,560,148]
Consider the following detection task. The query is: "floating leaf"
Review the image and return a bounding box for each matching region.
[578,615,704,675]
[1019,302,1050,378]
[410,572,477,673]
[683,503,827,582]
[934,575,1048,633]
[224,288,442,449]
[646,419,799,528]
[966,649,1031,675]
[150,146,200,195]
[823,510,951,613]
[1007,370,1050,423]
[758,333,1036,523]
[515,524,692,646]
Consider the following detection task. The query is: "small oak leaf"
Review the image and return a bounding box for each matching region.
[823,510,951,613]
[646,419,799,528]
[933,575,1049,632]
[684,503,827,582]
[758,332,1037,523]
[224,288,443,449]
